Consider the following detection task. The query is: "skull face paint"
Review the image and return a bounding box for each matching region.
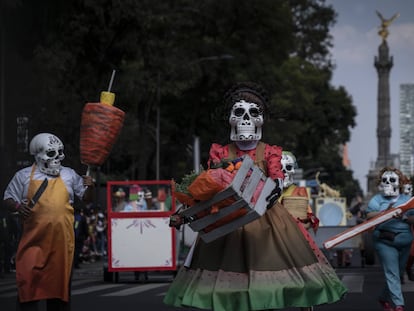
[403,183,413,196]
[229,100,263,142]
[29,133,65,176]
[379,171,400,197]
[281,152,297,188]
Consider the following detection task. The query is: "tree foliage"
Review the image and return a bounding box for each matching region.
[8,0,362,201]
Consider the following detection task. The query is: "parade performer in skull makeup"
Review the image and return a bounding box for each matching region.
[279,151,319,232]
[366,167,414,311]
[3,133,94,311]
[278,151,324,311]
[164,82,347,311]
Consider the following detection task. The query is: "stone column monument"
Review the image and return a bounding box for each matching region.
[366,11,400,197]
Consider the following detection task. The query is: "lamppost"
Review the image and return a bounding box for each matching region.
[193,135,200,173]
[156,72,161,181]
[155,54,233,180]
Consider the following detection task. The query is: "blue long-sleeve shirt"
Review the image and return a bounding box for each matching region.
[366,194,414,233]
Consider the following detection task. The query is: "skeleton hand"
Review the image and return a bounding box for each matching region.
[387,203,394,210]
[266,178,283,209]
[308,212,320,233]
[393,210,402,218]
[82,175,95,187]
[17,199,32,220]
[169,215,184,229]
[392,211,408,222]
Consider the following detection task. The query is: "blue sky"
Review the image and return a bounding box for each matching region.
[326,0,414,194]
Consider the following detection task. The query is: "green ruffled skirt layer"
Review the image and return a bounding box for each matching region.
[164,203,347,311]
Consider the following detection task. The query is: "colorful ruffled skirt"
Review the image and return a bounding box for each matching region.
[164,202,347,310]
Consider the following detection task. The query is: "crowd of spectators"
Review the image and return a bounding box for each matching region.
[74,204,107,268]
[0,208,20,277]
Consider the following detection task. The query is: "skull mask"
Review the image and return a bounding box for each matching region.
[403,183,413,196]
[379,171,399,197]
[281,152,297,188]
[29,133,65,176]
[229,100,263,142]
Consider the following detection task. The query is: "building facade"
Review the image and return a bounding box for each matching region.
[399,83,414,177]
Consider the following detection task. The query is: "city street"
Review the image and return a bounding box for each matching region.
[2,255,414,311]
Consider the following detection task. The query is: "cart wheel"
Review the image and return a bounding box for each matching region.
[134,271,149,283]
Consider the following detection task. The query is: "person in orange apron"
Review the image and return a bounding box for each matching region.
[3,133,94,311]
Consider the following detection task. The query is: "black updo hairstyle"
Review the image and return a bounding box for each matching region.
[223,82,270,118]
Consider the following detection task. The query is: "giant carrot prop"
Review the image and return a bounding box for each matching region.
[323,196,414,249]
[80,70,125,173]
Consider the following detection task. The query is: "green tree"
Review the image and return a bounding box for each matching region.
[8,0,361,197]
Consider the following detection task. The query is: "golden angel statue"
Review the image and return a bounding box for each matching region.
[376,10,400,40]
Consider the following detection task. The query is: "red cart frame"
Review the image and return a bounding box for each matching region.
[106,180,177,272]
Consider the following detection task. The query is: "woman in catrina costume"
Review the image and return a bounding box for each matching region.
[164,82,347,311]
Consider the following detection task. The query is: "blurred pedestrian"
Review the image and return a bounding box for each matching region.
[74,205,88,268]
[6,213,21,273]
[144,189,155,209]
[124,188,147,212]
[113,188,127,211]
[2,133,94,311]
[0,207,8,277]
[86,211,98,260]
[95,212,107,257]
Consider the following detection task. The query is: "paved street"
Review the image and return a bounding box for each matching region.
[2,258,414,311]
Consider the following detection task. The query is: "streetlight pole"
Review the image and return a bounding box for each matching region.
[193,136,200,173]
[156,72,161,181]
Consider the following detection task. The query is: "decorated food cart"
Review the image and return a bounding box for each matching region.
[105,180,177,280]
